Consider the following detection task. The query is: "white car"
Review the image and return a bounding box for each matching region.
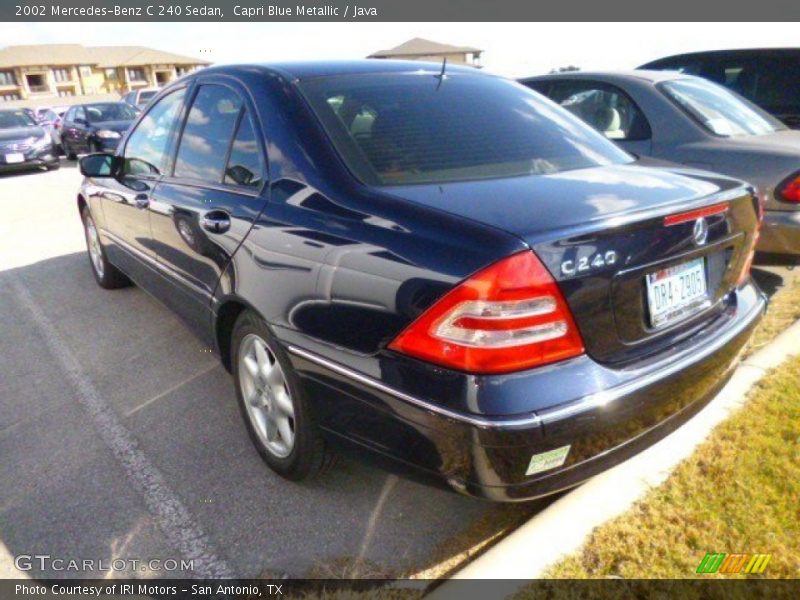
[122,88,158,110]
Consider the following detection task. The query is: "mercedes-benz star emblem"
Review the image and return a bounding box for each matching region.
[693,217,709,246]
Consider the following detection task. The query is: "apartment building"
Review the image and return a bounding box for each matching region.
[0,44,210,104]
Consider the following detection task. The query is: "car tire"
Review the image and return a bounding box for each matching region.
[81,206,131,289]
[231,309,333,480]
[89,140,101,154]
[46,160,60,170]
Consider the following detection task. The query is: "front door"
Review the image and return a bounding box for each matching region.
[96,87,187,284]
[147,81,268,338]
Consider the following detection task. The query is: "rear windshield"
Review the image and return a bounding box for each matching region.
[0,110,35,129]
[139,90,157,101]
[85,103,138,123]
[299,72,632,186]
[661,78,785,137]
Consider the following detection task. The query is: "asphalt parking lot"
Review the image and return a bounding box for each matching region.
[1,163,796,579]
[0,163,537,579]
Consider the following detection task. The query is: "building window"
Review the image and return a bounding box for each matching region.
[104,68,117,80]
[0,70,17,86]
[25,73,48,93]
[52,68,71,83]
[57,89,75,98]
[127,67,146,82]
[1,92,21,102]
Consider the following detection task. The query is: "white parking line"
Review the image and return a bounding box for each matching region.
[11,278,234,579]
[125,363,219,418]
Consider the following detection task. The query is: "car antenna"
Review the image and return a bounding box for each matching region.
[434,57,447,90]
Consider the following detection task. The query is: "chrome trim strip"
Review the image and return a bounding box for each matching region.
[287,291,764,431]
[538,293,766,423]
[286,345,541,430]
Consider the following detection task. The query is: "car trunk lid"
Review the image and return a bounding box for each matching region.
[383,164,760,365]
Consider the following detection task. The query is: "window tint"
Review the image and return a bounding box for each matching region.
[123,88,185,175]
[73,106,86,123]
[300,73,631,186]
[174,85,242,183]
[661,78,784,137]
[224,110,263,188]
[546,81,651,141]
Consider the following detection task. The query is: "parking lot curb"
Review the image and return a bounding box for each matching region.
[428,317,800,594]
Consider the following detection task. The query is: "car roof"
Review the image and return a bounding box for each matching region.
[642,47,800,64]
[522,69,696,85]
[193,59,485,81]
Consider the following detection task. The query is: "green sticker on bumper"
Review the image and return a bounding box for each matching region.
[526,445,571,476]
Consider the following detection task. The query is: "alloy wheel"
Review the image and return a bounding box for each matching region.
[84,215,105,278]
[238,333,296,458]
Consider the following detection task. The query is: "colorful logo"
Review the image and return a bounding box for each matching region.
[696,553,771,574]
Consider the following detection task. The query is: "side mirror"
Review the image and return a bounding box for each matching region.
[79,153,120,178]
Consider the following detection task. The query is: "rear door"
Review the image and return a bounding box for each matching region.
[147,80,268,339]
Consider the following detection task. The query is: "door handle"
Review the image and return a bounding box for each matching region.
[201,211,231,233]
[134,194,150,210]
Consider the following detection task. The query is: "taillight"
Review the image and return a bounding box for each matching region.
[388,251,584,374]
[779,173,800,203]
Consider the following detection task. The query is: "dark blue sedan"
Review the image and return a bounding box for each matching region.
[76,61,765,501]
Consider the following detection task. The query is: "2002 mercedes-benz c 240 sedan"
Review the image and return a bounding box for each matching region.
[77,61,766,501]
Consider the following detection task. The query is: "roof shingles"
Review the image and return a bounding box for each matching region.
[0,44,210,69]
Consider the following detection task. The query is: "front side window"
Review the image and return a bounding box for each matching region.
[300,72,632,186]
[547,81,651,141]
[661,78,785,137]
[174,85,242,183]
[123,88,186,175]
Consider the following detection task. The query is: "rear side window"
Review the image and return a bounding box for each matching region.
[174,84,242,183]
[224,110,263,188]
[661,78,784,137]
[545,81,651,141]
[300,72,632,186]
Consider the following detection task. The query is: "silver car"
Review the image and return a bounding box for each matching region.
[523,70,800,259]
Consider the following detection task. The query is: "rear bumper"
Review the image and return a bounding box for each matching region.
[0,146,58,172]
[287,282,765,501]
[757,209,800,256]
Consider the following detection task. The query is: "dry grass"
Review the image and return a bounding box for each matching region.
[540,355,800,579]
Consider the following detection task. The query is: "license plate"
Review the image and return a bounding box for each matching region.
[646,257,708,328]
[4,153,24,164]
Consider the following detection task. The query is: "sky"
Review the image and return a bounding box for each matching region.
[0,22,798,77]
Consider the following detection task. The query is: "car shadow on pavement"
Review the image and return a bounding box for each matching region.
[0,251,556,580]
[0,160,78,180]
[752,267,789,298]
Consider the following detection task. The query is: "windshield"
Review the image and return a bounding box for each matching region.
[300,72,632,186]
[661,78,785,137]
[85,103,138,123]
[139,91,157,101]
[0,110,35,129]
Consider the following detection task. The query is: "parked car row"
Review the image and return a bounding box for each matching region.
[522,70,800,260]
[0,101,139,173]
[76,59,773,501]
